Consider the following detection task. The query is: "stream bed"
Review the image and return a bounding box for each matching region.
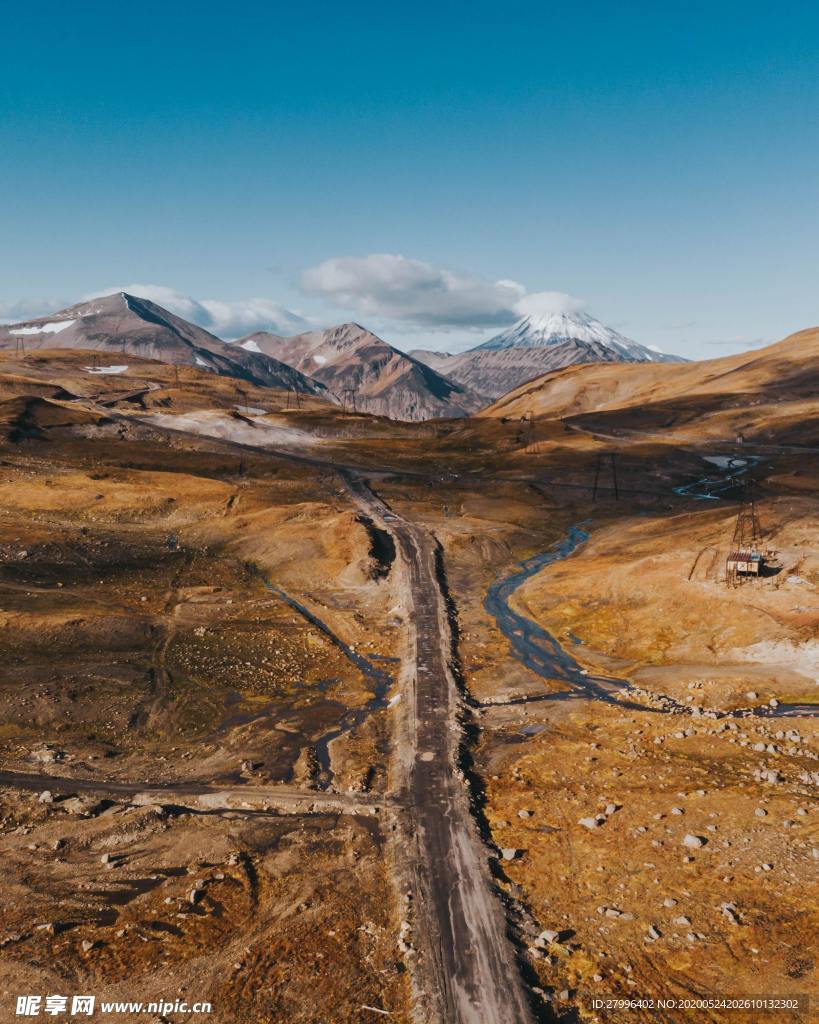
[484,522,817,720]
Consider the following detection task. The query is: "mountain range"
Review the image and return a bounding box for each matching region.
[0,294,688,421]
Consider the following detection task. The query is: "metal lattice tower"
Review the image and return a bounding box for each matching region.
[730,482,762,553]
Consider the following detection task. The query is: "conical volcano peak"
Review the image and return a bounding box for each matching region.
[474,309,685,364]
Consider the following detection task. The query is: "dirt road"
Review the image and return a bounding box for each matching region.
[0,770,386,817]
[342,471,534,1024]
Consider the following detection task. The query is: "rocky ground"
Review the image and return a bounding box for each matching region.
[0,351,816,1022]
[0,405,411,1021]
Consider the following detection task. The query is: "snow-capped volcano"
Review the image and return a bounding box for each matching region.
[476,310,680,363]
[410,310,686,402]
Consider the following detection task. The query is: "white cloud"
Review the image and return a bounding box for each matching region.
[514,290,585,319]
[85,284,310,339]
[3,261,586,340]
[0,297,70,323]
[300,253,550,329]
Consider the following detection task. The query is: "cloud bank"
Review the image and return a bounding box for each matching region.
[300,253,583,330]
[86,284,310,339]
[0,297,70,323]
[3,258,585,341]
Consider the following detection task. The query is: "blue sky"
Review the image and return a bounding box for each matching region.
[2,1,818,356]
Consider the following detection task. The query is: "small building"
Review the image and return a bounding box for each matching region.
[727,550,763,576]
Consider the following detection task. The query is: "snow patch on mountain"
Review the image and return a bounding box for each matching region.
[11,319,77,336]
[476,311,681,363]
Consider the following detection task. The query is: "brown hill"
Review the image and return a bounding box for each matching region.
[0,395,108,442]
[479,327,819,446]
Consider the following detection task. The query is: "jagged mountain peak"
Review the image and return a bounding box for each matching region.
[235,322,484,420]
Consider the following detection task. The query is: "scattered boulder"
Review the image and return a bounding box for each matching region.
[578,816,605,830]
[682,834,706,849]
[60,798,91,817]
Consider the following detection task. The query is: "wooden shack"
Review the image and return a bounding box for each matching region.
[726,550,763,576]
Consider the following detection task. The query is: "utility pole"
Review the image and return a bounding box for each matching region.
[525,410,535,448]
[592,452,619,501]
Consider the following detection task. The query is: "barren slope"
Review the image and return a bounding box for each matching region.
[480,327,819,445]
